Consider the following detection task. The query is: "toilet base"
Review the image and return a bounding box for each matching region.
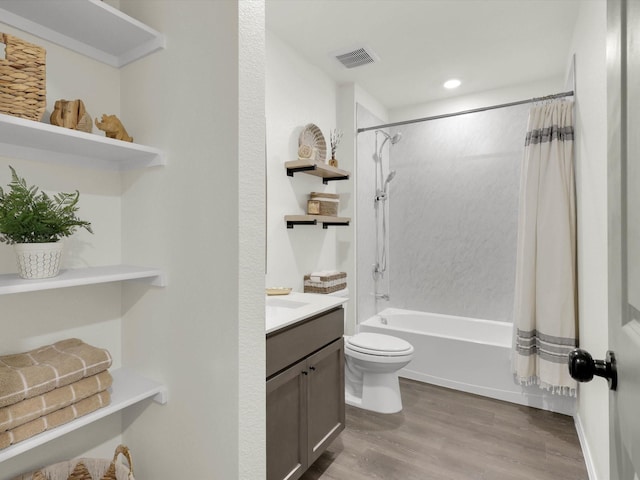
[345,371,403,414]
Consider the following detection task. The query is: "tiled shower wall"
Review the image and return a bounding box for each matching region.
[357,103,530,323]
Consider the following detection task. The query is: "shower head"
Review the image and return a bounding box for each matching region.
[384,170,397,187]
[376,130,403,145]
[376,130,403,160]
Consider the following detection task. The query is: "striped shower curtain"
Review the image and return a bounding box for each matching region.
[512,99,577,396]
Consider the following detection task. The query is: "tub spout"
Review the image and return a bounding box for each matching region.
[375,293,390,301]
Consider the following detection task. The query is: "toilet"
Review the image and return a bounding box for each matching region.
[344,332,414,414]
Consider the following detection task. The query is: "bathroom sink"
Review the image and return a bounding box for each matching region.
[266,297,311,333]
[266,297,308,309]
[265,291,348,334]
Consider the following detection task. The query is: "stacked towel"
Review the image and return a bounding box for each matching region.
[0,339,112,450]
[0,391,110,449]
[0,370,113,433]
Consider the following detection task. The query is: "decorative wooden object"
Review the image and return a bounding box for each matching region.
[95,114,133,142]
[50,99,92,133]
[299,124,326,162]
[307,200,321,215]
[309,192,339,216]
[0,33,46,121]
[298,144,313,160]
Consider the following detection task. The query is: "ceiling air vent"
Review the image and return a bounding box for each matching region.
[331,46,379,69]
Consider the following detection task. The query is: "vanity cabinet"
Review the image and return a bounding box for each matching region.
[266,307,345,480]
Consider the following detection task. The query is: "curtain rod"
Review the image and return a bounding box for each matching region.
[357,90,574,133]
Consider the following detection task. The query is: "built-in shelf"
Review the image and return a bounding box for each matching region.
[0,0,165,67]
[0,265,165,295]
[0,113,165,170]
[0,368,167,463]
[285,160,350,184]
[285,215,351,229]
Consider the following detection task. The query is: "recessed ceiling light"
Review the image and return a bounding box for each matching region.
[444,79,461,89]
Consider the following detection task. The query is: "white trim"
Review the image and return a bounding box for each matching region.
[574,412,599,480]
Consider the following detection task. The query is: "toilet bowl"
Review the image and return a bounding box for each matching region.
[344,332,414,414]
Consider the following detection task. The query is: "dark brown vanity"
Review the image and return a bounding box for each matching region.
[266,306,345,480]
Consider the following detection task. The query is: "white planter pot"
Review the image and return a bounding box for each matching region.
[14,242,64,279]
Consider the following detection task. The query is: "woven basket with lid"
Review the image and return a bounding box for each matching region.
[308,192,340,217]
[0,33,46,121]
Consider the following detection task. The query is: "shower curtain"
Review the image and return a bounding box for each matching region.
[512,99,577,396]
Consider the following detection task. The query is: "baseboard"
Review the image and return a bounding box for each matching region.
[574,413,598,480]
[399,369,575,415]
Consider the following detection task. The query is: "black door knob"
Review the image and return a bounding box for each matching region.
[568,349,617,391]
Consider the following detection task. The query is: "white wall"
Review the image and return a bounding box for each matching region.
[265,30,340,290]
[569,2,609,479]
[119,2,265,479]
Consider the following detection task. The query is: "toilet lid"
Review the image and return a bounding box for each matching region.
[346,332,413,355]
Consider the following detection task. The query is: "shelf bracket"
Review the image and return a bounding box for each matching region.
[287,219,318,229]
[148,272,167,287]
[286,165,317,177]
[322,221,350,229]
[153,388,169,405]
[322,175,350,184]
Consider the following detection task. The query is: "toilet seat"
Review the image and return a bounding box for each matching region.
[345,332,414,357]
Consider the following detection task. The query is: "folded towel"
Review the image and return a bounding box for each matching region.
[0,390,111,450]
[0,370,112,433]
[309,270,340,282]
[0,339,112,408]
[310,270,339,278]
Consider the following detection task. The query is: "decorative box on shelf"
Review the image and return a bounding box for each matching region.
[304,271,347,294]
[307,192,340,217]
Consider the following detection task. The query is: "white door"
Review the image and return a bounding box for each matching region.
[608,0,640,478]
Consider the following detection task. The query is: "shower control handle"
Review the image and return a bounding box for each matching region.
[568,348,617,391]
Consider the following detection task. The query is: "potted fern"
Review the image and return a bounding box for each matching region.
[0,166,93,279]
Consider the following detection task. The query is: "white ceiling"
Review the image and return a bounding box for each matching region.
[266,0,581,110]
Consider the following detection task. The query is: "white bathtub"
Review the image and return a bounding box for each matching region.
[359,307,575,415]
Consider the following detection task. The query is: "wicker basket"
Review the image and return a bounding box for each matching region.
[14,445,134,480]
[304,271,347,294]
[0,32,46,121]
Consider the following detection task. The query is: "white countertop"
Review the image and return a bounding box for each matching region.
[265,291,348,334]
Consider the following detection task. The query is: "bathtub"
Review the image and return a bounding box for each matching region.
[359,307,575,415]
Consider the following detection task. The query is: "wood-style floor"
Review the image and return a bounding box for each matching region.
[301,379,588,480]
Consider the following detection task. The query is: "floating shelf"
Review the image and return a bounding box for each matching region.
[0,368,167,462]
[285,215,350,229]
[285,160,350,184]
[0,113,164,170]
[0,265,166,295]
[0,0,166,67]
